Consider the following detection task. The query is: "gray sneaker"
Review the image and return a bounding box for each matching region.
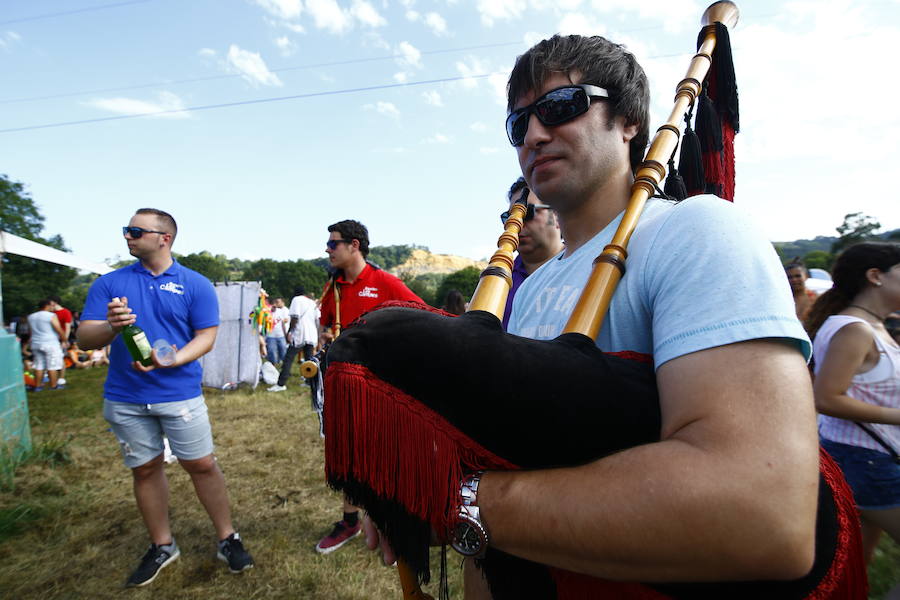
[125,540,180,587]
[217,532,254,573]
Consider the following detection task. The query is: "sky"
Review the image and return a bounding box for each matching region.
[2,0,899,267]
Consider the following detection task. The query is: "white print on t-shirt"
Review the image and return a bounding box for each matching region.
[358,287,379,298]
[159,282,185,295]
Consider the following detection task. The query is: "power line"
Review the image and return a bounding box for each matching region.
[0,41,525,105]
[0,0,155,26]
[0,73,500,134]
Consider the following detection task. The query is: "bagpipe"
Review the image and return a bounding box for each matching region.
[321,2,865,598]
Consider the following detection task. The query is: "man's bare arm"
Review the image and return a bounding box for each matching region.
[477,339,819,582]
[77,297,135,350]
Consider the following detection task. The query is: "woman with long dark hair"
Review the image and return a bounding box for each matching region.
[807,242,900,577]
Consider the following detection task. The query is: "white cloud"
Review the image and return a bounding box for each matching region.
[306,0,352,33]
[476,0,526,26]
[422,90,443,106]
[198,47,216,57]
[396,41,421,68]
[254,0,302,19]
[556,12,606,36]
[405,9,420,21]
[470,121,487,133]
[393,72,409,83]
[364,101,400,119]
[283,22,305,32]
[455,56,489,89]
[424,12,448,36]
[226,45,283,87]
[85,91,190,118]
[275,36,297,56]
[423,133,450,144]
[479,147,499,154]
[0,31,21,49]
[351,0,386,27]
[588,0,697,34]
[488,72,508,106]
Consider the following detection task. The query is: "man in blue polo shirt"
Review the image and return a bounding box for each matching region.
[79,208,254,587]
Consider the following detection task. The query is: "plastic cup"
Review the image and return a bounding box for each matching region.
[153,338,176,366]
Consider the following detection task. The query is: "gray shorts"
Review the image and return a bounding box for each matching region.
[103,395,215,468]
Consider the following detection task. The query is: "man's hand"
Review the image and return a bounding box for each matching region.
[131,344,179,372]
[108,296,136,332]
[319,330,334,347]
[363,514,397,566]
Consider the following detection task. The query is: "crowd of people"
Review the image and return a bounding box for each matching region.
[8,27,900,599]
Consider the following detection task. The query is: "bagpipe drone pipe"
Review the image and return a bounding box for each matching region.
[321,2,865,598]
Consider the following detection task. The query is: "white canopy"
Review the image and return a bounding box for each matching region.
[0,230,112,275]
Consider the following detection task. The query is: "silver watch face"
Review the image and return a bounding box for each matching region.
[451,516,486,556]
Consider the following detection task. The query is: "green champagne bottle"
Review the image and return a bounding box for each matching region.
[122,324,154,367]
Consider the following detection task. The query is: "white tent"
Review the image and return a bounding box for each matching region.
[0,231,112,275]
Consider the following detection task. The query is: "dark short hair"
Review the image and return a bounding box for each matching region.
[293,286,306,297]
[328,220,370,258]
[49,295,62,304]
[136,208,178,239]
[507,34,650,171]
[37,299,53,310]
[508,177,528,202]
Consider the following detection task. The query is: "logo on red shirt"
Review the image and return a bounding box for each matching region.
[359,286,379,298]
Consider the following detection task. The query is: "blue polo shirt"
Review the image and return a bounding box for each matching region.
[82,259,219,403]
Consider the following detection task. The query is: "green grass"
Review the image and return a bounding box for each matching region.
[1,366,898,598]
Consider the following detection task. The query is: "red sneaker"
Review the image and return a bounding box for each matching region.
[315,520,361,554]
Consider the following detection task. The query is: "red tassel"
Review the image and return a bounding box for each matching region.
[550,569,671,600]
[325,362,518,537]
[806,448,868,599]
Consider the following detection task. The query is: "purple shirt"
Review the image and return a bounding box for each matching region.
[501,255,530,331]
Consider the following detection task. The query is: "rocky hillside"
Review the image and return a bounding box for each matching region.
[388,248,486,278]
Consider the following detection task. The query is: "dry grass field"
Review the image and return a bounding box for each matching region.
[0,366,460,600]
[2,366,898,599]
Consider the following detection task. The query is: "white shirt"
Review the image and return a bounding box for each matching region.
[288,295,320,347]
[267,306,290,338]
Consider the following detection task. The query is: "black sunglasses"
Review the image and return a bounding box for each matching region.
[122,226,168,238]
[326,239,353,250]
[500,203,552,225]
[506,84,609,146]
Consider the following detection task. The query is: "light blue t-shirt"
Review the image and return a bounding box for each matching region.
[508,195,810,369]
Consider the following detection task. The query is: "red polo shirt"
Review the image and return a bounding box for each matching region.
[320,264,423,331]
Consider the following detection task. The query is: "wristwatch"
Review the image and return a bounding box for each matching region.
[450,471,490,557]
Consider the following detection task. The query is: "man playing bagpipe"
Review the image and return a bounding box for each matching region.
[348,30,865,599]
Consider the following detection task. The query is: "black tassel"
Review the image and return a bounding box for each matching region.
[696,82,723,152]
[678,113,704,196]
[698,22,739,132]
[664,156,687,201]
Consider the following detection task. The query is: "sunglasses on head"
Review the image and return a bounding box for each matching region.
[500,203,552,225]
[122,226,167,238]
[506,84,609,146]
[326,239,353,250]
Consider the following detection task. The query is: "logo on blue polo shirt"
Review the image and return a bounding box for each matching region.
[159,282,185,295]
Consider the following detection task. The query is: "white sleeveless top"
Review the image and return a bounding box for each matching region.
[814,315,900,454]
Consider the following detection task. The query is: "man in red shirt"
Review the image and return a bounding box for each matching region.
[50,295,73,384]
[315,219,423,554]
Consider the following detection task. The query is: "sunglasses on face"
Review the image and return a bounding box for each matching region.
[122,226,167,238]
[500,203,552,225]
[326,239,353,250]
[506,84,609,146]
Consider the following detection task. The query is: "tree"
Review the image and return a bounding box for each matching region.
[802,250,833,272]
[831,212,881,254]
[434,266,481,309]
[402,272,444,307]
[177,251,230,282]
[1,174,77,321]
[241,258,328,300]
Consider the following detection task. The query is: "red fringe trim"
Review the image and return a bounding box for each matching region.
[550,569,671,600]
[806,448,868,599]
[325,362,519,538]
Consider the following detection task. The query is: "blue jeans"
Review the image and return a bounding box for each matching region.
[265,336,287,364]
